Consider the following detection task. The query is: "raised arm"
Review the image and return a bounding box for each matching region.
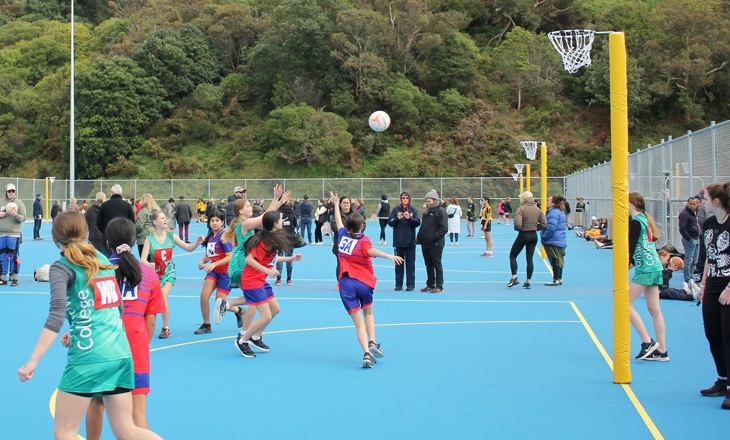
[330,192,344,230]
[175,234,203,252]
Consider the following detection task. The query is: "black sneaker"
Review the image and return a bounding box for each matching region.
[213,298,227,325]
[722,393,730,410]
[194,324,212,334]
[235,307,246,328]
[368,341,385,358]
[234,336,256,358]
[394,286,403,291]
[0,278,6,286]
[406,287,415,291]
[522,281,531,289]
[635,339,659,360]
[362,353,376,368]
[249,337,270,352]
[507,278,519,288]
[700,379,727,397]
[10,278,18,287]
[644,350,669,362]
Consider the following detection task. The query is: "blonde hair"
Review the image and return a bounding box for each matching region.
[629,192,661,239]
[141,193,160,212]
[222,198,250,244]
[52,211,114,285]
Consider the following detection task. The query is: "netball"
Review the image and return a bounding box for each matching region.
[6,202,17,213]
[670,256,684,271]
[368,111,390,132]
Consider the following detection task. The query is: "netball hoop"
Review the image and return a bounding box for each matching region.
[520,141,539,161]
[548,30,597,74]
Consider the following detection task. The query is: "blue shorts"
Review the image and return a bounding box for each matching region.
[205,271,231,296]
[339,276,374,314]
[243,283,275,306]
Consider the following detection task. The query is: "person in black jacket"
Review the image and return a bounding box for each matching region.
[388,192,420,291]
[276,201,297,286]
[96,184,136,256]
[678,197,700,287]
[417,190,449,293]
[226,186,246,226]
[85,192,106,253]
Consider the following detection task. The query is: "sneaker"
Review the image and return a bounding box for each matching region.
[382,241,386,245]
[420,286,432,292]
[682,281,690,293]
[158,327,171,339]
[507,278,519,288]
[249,337,270,352]
[274,279,281,286]
[194,324,212,334]
[362,352,376,368]
[0,278,6,286]
[213,298,227,325]
[394,286,403,291]
[485,251,493,257]
[522,281,531,289]
[234,336,256,358]
[286,279,293,286]
[455,242,459,246]
[644,350,670,362]
[700,379,727,397]
[635,338,659,360]
[369,341,385,358]
[10,278,18,287]
[722,393,730,410]
[430,287,444,293]
[235,307,246,328]
[406,287,415,291]
[545,280,560,286]
[479,235,485,239]
[689,280,700,297]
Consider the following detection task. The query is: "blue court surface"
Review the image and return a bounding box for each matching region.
[1,219,726,439]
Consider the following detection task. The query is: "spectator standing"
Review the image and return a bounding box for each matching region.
[541,195,568,286]
[196,198,206,222]
[217,198,227,215]
[356,198,366,218]
[388,192,421,291]
[314,198,328,245]
[446,197,462,245]
[67,197,79,211]
[85,192,106,253]
[165,198,176,231]
[507,191,547,289]
[300,194,314,244]
[678,197,700,292]
[175,196,193,243]
[96,184,136,256]
[417,190,449,293]
[135,194,160,256]
[0,183,26,286]
[503,198,513,225]
[51,200,62,220]
[466,196,477,237]
[33,193,43,240]
[375,195,391,245]
[226,186,246,226]
[575,197,586,227]
[697,183,730,407]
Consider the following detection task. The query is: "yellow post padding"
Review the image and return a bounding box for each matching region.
[519,174,524,201]
[45,177,50,222]
[526,164,531,193]
[540,143,548,258]
[609,32,631,384]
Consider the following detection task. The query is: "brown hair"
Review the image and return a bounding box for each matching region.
[705,182,730,212]
[551,195,566,211]
[52,211,114,285]
[629,192,661,239]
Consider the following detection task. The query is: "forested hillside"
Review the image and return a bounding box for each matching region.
[0,0,728,179]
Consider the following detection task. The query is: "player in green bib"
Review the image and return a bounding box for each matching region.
[215,184,291,331]
[18,211,163,440]
[141,211,203,339]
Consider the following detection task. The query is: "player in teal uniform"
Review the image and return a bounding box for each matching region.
[141,211,203,338]
[18,211,163,440]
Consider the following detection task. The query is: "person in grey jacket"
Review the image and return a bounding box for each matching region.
[175,196,194,243]
[507,191,547,289]
[416,189,449,293]
[0,183,26,286]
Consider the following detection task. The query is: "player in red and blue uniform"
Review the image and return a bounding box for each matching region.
[195,210,233,334]
[329,192,403,368]
[233,211,303,358]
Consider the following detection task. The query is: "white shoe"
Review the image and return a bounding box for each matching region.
[682,281,690,293]
[689,280,700,297]
[455,242,459,246]
[382,241,386,245]
[479,235,485,239]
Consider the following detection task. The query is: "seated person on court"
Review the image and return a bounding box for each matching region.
[581,218,607,239]
[657,249,697,301]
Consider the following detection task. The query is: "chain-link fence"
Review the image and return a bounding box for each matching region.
[565,120,730,249]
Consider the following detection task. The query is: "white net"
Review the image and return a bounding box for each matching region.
[548,30,596,74]
[520,141,539,160]
[512,173,519,181]
[514,163,525,173]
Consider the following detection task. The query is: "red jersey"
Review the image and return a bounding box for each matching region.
[336,227,376,288]
[241,242,278,290]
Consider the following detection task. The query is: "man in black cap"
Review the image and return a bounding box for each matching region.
[175,195,193,242]
[33,193,43,240]
[226,186,246,226]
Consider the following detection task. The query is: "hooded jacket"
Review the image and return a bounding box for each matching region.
[514,199,547,232]
[388,192,421,247]
[417,202,448,248]
[0,183,27,235]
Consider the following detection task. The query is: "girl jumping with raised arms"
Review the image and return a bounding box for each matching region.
[140,211,203,339]
[233,210,303,358]
[330,191,403,368]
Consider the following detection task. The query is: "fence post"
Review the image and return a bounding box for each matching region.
[711,121,717,183]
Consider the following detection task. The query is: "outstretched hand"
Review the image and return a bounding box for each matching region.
[329,191,339,206]
[281,190,292,205]
[273,184,284,200]
[390,255,404,265]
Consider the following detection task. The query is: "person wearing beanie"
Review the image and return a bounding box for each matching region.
[33,193,44,240]
[388,191,421,291]
[416,190,449,293]
[375,194,391,245]
[0,183,26,286]
[507,191,547,289]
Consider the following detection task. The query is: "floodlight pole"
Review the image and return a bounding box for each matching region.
[69,0,75,199]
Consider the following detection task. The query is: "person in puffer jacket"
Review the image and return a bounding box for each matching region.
[507,191,547,290]
[541,195,568,286]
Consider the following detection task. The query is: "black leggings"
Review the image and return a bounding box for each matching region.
[509,231,538,279]
[314,222,324,243]
[702,282,730,378]
[379,219,388,241]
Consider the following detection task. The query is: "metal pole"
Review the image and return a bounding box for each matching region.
[69,0,75,198]
[687,130,693,196]
[711,121,717,183]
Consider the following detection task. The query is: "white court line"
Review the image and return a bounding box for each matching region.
[169,295,570,303]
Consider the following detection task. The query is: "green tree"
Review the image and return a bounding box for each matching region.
[424,32,479,95]
[75,56,168,178]
[260,103,352,165]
